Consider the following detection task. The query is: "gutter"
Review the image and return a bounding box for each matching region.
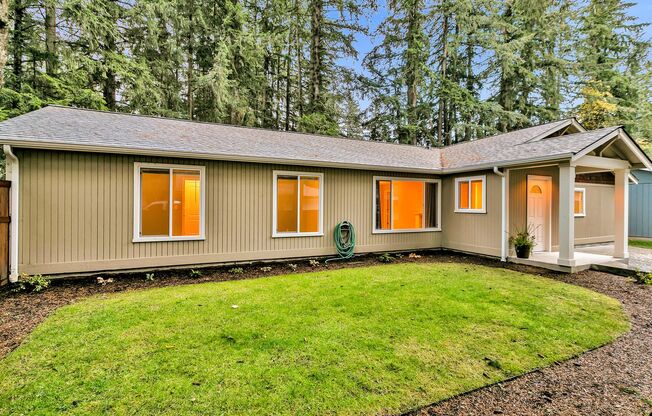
[3,145,18,282]
[493,167,507,261]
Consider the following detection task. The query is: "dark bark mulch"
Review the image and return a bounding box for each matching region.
[1,252,650,415]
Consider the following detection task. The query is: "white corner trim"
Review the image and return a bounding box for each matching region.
[454,175,487,214]
[3,145,19,282]
[493,167,507,261]
[272,170,324,238]
[371,176,442,233]
[133,162,206,242]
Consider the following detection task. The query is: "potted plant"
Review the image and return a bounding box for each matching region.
[509,227,536,259]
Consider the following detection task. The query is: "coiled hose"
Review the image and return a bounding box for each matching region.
[326,221,356,263]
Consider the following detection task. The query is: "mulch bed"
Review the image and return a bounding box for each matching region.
[1,251,650,415]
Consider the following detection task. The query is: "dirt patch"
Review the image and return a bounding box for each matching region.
[1,252,650,415]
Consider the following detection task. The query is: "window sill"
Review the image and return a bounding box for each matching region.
[133,235,206,243]
[454,209,486,214]
[272,232,324,238]
[372,228,441,234]
[574,214,586,218]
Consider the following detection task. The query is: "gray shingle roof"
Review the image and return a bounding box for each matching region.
[440,119,575,169]
[0,106,442,172]
[0,106,630,173]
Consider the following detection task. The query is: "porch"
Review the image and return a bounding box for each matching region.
[508,245,629,273]
[503,128,650,273]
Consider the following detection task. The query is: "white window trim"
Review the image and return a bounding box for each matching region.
[372,176,442,234]
[133,162,206,243]
[454,175,487,214]
[574,187,586,217]
[272,170,324,238]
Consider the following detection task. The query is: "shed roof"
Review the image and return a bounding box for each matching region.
[0,106,648,173]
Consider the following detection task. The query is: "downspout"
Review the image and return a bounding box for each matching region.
[3,145,19,282]
[493,166,506,261]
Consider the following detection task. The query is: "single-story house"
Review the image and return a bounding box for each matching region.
[630,169,652,238]
[0,106,650,282]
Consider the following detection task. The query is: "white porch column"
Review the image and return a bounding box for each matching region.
[558,164,576,267]
[614,168,630,259]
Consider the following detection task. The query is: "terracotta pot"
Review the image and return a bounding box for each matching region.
[515,245,531,259]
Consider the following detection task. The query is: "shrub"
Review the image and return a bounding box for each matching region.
[634,270,652,285]
[145,273,155,281]
[229,267,244,275]
[378,253,394,263]
[13,273,51,293]
[190,269,203,278]
[287,263,298,271]
[309,259,320,267]
[260,266,272,272]
[509,227,536,250]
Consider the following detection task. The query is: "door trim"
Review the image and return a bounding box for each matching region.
[527,175,552,252]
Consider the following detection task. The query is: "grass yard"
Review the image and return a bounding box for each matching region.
[630,239,652,250]
[0,263,628,415]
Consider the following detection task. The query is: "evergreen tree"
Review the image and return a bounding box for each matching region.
[576,0,652,146]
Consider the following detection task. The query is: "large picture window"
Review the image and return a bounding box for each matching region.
[134,163,205,242]
[455,176,486,213]
[373,177,440,233]
[273,171,323,237]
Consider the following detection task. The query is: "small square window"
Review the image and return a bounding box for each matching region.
[455,176,486,213]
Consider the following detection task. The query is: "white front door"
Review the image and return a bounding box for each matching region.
[527,176,551,252]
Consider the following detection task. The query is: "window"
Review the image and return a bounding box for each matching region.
[574,188,586,217]
[373,177,440,233]
[455,176,486,213]
[273,171,323,237]
[134,163,205,242]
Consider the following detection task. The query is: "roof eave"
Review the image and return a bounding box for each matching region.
[1,139,443,175]
[571,128,652,170]
[440,153,575,174]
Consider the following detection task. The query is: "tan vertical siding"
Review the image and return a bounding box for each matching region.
[508,166,614,252]
[574,183,614,245]
[17,149,442,275]
[441,170,502,257]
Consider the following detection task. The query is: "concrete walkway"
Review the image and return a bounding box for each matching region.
[580,244,652,273]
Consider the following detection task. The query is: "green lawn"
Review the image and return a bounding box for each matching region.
[0,263,628,415]
[630,239,652,250]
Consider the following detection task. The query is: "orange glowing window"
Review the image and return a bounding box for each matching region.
[456,176,485,212]
[172,171,201,236]
[275,172,322,235]
[376,180,391,230]
[375,178,439,231]
[458,181,470,209]
[392,181,425,229]
[141,169,170,236]
[574,188,585,216]
[137,164,203,240]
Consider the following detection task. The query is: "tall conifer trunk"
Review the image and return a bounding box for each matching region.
[405,0,421,145]
[437,10,448,146]
[45,0,57,76]
[0,0,9,88]
[309,0,323,112]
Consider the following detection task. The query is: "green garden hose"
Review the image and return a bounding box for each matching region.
[326,221,356,263]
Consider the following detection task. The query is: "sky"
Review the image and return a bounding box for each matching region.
[342,0,652,93]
